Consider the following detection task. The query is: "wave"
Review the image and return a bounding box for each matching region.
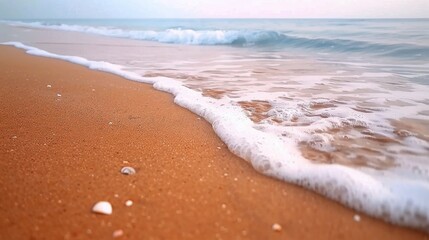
[6,21,429,59]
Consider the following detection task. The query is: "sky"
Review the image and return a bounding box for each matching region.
[0,0,428,19]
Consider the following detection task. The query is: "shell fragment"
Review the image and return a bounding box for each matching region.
[92,201,112,215]
[121,166,136,175]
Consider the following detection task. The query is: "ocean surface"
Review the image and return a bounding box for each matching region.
[1,19,428,230]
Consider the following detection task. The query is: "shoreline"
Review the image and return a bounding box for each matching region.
[0,46,427,239]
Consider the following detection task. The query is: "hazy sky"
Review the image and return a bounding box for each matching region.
[0,0,428,19]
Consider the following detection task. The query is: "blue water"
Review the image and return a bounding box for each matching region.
[16,18,429,62]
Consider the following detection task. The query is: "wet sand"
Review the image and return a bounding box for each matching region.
[0,46,427,239]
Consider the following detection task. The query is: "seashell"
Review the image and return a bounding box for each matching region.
[47,84,52,88]
[125,200,133,207]
[92,201,112,215]
[353,214,361,222]
[121,166,136,175]
[272,223,282,231]
[56,93,62,97]
[112,229,123,238]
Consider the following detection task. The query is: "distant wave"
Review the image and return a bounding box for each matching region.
[5,21,429,59]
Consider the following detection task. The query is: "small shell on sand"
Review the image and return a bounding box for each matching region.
[354,214,361,222]
[92,201,112,215]
[112,229,124,238]
[56,93,62,97]
[47,84,52,88]
[272,223,282,232]
[125,200,133,207]
[121,166,136,175]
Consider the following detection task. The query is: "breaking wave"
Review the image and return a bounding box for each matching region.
[7,21,429,59]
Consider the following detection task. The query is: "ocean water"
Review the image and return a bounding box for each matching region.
[1,19,428,230]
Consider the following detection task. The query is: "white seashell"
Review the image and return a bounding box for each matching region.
[125,200,133,207]
[56,93,62,97]
[353,214,361,222]
[92,201,112,215]
[272,223,282,231]
[121,166,136,175]
[47,84,52,88]
[112,229,123,238]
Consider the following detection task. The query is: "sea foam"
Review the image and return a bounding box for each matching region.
[2,41,429,231]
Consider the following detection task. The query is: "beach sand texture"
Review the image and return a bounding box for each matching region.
[0,46,427,239]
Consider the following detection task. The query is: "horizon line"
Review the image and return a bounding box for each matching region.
[3,17,429,20]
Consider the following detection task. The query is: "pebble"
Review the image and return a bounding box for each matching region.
[272,223,282,232]
[354,214,361,222]
[108,122,113,125]
[56,93,61,97]
[47,84,52,88]
[92,201,112,215]
[12,136,17,139]
[112,229,123,238]
[121,166,136,175]
[125,200,133,207]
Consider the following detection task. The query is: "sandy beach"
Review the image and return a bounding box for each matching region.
[0,46,427,239]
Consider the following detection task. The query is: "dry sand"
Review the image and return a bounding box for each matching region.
[0,46,427,239]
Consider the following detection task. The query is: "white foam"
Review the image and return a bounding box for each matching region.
[3,41,429,231]
[4,21,280,46]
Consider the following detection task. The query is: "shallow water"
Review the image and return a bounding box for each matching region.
[1,19,429,230]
